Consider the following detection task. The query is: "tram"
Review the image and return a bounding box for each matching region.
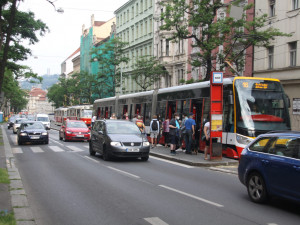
[93,77,291,159]
[67,105,93,126]
[54,107,68,126]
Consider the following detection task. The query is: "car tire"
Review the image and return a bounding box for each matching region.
[63,134,67,142]
[102,147,110,161]
[246,172,268,203]
[89,142,96,156]
[141,156,149,161]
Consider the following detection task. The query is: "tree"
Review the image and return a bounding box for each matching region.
[0,0,48,95]
[131,56,167,91]
[160,0,290,80]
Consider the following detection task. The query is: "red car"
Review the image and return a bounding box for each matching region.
[59,120,90,142]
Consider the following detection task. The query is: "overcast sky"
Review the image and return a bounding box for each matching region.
[18,0,128,76]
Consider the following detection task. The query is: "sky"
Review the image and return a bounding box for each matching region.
[18,0,128,76]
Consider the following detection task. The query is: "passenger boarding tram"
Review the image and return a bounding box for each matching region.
[93,77,291,159]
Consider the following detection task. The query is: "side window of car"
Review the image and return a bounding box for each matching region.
[93,122,99,131]
[249,137,272,152]
[267,137,300,158]
[286,138,300,159]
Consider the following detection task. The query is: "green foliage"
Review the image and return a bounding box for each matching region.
[160,0,290,80]
[0,168,9,184]
[0,211,16,225]
[131,56,167,91]
[185,78,195,84]
[179,78,186,84]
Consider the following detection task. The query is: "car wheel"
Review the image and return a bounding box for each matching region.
[141,156,149,161]
[63,134,67,142]
[89,142,96,156]
[247,172,268,203]
[59,133,62,140]
[102,147,110,161]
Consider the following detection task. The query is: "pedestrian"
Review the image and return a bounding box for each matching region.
[136,115,145,133]
[180,113,188,150]
[91,115,97,127]
[123,112,129,120]
[132,114,138,124]
[162,118,170,148]
[203,119,210,160]
[110,113,117,120]
[184,112,196,154]
[150,115,160,148]
[169,113,180,155]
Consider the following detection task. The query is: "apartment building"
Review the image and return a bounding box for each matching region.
[253,0,300,130]
[114,0,154,94]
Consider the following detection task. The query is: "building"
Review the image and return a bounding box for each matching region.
[114,0,154,94]
[61,47,80,79]
[26,88,53,114]
[153,0,189,88]
[253,0,300,131]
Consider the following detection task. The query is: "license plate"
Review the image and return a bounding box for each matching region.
[77,135,84,137]
[30,136,40,139]
[126,148,139,152]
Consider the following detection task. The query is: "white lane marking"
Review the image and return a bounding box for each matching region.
[66,146,85,152]
[159,185,224,208]
[31,147,44,153]
[144,217,169,225]
[150,156,194,168]
[83,145,89,149]
[12,148,23,154]
[106,166,140,179]
[49,138,64,146]
[84,156,99,163]
[48,146,65,152]
[267,224,278,225]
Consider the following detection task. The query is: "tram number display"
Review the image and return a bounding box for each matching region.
[242,82,269,89]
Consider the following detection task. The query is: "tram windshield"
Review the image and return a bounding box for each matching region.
[234,79,290,136]
[82,110,92,118]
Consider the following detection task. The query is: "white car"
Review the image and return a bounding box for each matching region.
[36,114,50,130]
[13,118,27,134]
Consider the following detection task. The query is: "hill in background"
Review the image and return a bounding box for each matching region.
[20,74,59,90]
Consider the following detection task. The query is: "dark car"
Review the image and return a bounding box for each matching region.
[238,131,300,204]
[59,120,90,142]
[7,115,17,129]
[17,121,49,145]
[89,120,150,161]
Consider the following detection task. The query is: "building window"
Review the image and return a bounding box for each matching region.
[124,12,126,24]
[140,0,143,13]
[160,40,163,57]
[289,42,297,67]
[140,22,143,36]
[136,24,139,38]
[149,18,152,33]
[127,10,129,21]
[145,21,147,35]
[268,46,274,69]
[132,6,134,19]
[149,0,152,7]
[140,48,143,57]
[269,0,275,17]
[136,3,139,16]
[166,39,169,56]
[145,0,147,9]
[160,8,163,26]
[292,0,299,10]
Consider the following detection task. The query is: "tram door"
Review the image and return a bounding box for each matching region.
[105,107,109,119]
[135,104,141,115]
[191,99,203,151]
[97,107,101,118]
[122,105,128,119]
[167,101,176,119]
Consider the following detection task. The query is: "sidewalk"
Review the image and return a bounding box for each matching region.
[150,145,239,173]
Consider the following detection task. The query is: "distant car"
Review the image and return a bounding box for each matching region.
[7,116,17,129]
[238,131,300,204]
[26,114,35,121]
[17,121,49,145]
[89,120,150,161]
[59,120,90,142]
[36,114,50,130]
[13,118,27,134]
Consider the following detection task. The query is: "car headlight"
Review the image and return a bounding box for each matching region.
[42,132,48,135]
[236,134,253,145]
[20,132,27,136]
[143,141,150,146]
[66,131,72,134]
[111,141,122,147]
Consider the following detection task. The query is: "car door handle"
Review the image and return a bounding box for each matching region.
[293,166,300,172]
[261,159,270,165]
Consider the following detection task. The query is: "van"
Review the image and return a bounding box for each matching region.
[36,114,50,130]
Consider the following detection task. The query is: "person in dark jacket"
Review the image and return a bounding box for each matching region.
[169,113,180,155]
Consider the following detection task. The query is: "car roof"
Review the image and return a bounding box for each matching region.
[259,131,300,138]
[97,119,134,124]
[67,120,85,123]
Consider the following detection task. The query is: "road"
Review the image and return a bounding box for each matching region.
[5,128,300,225]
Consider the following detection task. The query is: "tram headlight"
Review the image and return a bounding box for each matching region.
[236,134,253,145]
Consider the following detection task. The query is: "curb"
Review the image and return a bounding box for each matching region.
[2,126,37,225]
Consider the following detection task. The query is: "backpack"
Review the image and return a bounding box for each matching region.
[151,120,158,131]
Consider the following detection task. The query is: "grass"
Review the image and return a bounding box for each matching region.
[0,168,10,184]
[0,211,16,225]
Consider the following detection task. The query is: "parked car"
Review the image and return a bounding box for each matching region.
[7,115,17,129]
[238,131,300,204]
[59,120,90,142]
[36,114,50,130]
[13,118,27,134]
[17,121,49,145]
[89,120,150,161]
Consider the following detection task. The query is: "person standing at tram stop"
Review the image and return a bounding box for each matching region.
[136,115,145,133]
[180,113,188,150]
[203,119,210,160]
[169,113,180,155]
[91,115,97,127]
[184,113,196,154]
[150,115,160,148]
[162,118,170,148]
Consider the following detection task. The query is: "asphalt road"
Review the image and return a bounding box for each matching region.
[5,128,300,225]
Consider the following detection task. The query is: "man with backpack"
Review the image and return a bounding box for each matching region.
[150,115,160,148]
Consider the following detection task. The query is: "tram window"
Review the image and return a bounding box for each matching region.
[182,100,190,116]
[144,103,152,126]
[129,104,133,120]
[176,101,183,117]
[156,101,166,120]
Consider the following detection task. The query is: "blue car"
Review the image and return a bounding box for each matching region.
[238,131,300,203]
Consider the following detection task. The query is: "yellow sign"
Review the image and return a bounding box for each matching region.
[255,83,268,89]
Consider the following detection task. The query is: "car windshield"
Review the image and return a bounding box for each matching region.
[16,119,26,124]
[67,122,87,128]
[82,110,92,118]
[37,117,49,122]
[106,122,141,134]
[23,123,45,130]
